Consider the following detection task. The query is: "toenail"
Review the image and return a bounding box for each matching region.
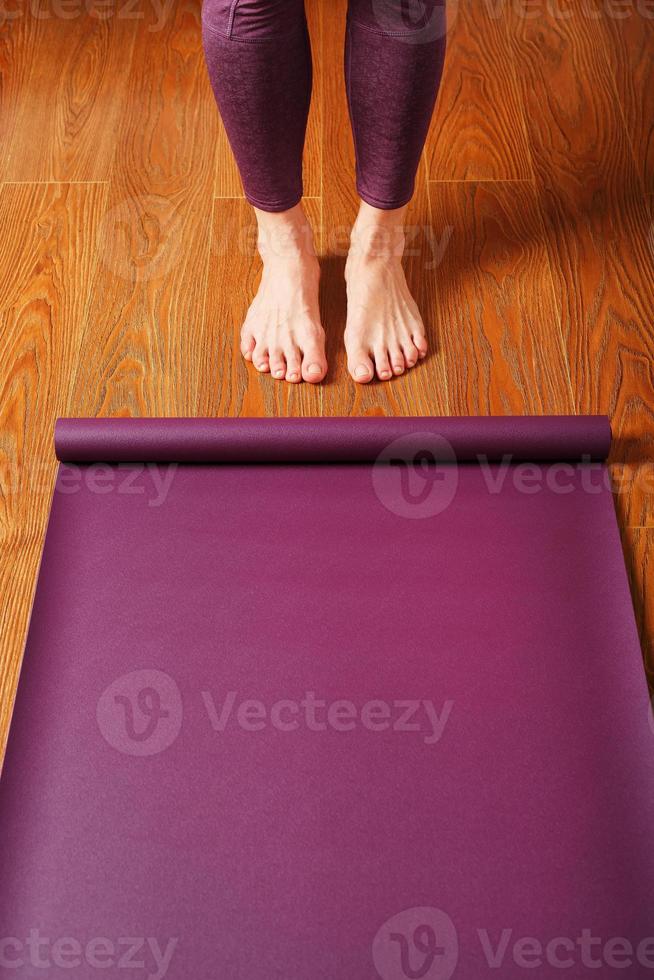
[274,369,284,377]
[355,365,370,379]
[289,371,300,381]
[307,363,321,376]
[418,350,427,358]
[380,371,391,379]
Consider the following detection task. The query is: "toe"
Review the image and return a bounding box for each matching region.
[301,343,327,383]
[269,348,286,380]
[374,347,393,382]
[253,343,270,373]
[347,346,374,384]
[389,347,405,375]
[413,330,428,359]
[285,346,303,383]
[240,331,255,362]
[401,338,420,369]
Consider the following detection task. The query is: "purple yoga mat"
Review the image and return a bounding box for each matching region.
[55,415,612,463]
[1,416,653,980]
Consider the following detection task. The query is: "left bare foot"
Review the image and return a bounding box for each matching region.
[344,202,428,383]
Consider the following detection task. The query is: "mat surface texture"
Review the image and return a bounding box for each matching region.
[0,416,652,980]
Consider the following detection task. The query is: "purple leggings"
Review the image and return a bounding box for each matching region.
[201,0,446,212]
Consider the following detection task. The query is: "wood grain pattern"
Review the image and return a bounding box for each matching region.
[1,0,654,754]
[213,119,243,199]
[204,197,324,417]
[426,0,532,180]
[597,1,654,193]
[319,0,449,417]
[0,11,42,168]
[0,4,136,181]
[0,181,107,754]
[302,0,323,199]
[508,0,654,526]
[428,179,573,414]
[320,0,392,417]
[69,0,216,417]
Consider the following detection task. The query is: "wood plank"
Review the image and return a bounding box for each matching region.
[320,0,392,416]
[596,1,654,193]
[203,197,324,417]
[303,0,322,199]
[0,528,48,762]
[69,0,217,417]
[385,156,451,417]
[428,179,573,414]
[0,4,137,181]
[320,0,448,416]
[426,0,532,180]
[214,122,243,198]
[0,10,42,170]
[0,181,107,755]
[509,0,654,526]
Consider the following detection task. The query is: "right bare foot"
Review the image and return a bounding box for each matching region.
[240,204,327,384]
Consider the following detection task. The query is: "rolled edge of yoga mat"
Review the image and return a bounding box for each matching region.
[54,415,612,464]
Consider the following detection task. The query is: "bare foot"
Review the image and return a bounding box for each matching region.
[344,202,428,383]
[241,204,327,383]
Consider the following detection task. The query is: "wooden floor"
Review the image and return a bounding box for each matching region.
[0,0,653,755]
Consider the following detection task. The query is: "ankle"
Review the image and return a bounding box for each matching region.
[254,203,317,265]
[348,202,408,267]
